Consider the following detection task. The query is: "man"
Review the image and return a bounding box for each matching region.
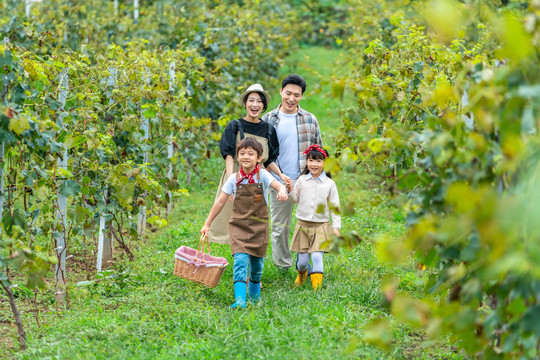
[262,74,323,270]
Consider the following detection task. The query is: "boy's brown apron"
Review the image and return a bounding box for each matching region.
[229,177,269,258]
[207,122,269,244]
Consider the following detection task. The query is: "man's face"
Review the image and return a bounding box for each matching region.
[279,84,303,114]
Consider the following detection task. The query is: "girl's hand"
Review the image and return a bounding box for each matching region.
[333,228,340,237]
[280,174,292,189]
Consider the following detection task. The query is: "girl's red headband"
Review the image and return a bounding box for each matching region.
[303,144,327,158]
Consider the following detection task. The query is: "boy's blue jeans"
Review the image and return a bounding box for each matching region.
[233,253,264,283]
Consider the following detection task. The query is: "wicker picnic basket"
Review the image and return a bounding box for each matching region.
[173,235,229,288]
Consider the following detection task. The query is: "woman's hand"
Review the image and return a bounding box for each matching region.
[333,228,340,237]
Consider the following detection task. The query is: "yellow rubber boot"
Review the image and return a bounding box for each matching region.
[311,273,323,291]
[294,270,308,287]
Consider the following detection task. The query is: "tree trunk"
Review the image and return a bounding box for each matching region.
[109,224,135,261]
[1,281,26,350]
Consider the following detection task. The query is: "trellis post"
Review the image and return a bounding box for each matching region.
[0,141,4,236]
[97,67,117,271]
[521,105,536,135]
[461,83,474,130]
[134,0,139,22]
[55,68,69,304]
[0,55,5,234]
[25,0,31,17]
[167,61,176,216]
[137,70,150,239]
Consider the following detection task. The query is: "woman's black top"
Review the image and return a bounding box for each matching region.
[219,118,279,168]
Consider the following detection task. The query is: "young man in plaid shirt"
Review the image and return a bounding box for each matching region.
[262,74,323,270]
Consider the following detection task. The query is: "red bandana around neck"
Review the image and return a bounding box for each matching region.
[236,164,260,187]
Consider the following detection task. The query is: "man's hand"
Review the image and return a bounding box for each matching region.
[333,228,340,236]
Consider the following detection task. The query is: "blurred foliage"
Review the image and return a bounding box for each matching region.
[286,0,353,46]
[331,0,540,357]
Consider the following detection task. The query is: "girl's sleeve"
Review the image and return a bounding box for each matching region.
[264,123,280,167]
[328,181,341,229]
[289,178,302,204]
[220,121,238,159]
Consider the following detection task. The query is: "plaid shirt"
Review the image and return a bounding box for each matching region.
[262,104,322,173]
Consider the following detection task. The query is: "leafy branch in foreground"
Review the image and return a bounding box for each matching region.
[334,0,540,357]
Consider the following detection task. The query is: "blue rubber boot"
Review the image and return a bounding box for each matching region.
[231,281,247,309]
[248,280,261,302]
[307,263,313,277]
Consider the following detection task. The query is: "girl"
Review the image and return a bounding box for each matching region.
[201,137,288,308]
[288,144,341,290]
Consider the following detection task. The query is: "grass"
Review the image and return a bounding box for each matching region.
[0,47,463,359]
[1,157,460,360]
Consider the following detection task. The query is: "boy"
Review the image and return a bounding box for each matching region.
[201,137,288,308]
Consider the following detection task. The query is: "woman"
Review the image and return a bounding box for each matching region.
[208,83,291,244]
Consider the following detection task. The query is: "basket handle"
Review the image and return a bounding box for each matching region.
[197,234,211,255]
[190,235,210,267]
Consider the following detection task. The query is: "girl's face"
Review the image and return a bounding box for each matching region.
[307,157,324,178]
[237,146,262,173]
[244,93,264,121]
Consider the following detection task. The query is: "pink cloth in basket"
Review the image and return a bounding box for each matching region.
[175,246,229,268]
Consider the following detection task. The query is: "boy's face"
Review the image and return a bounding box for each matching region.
[279,84,303,114]
[237,147,262,173]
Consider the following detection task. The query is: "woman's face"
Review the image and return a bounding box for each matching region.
[244,93,264,120]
